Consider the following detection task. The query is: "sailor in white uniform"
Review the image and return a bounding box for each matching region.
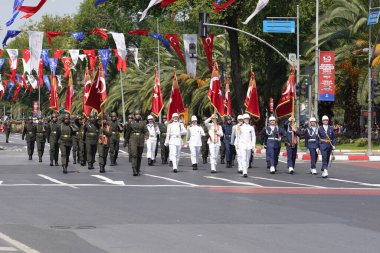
[205,114,224,173]
[186,115,205,170]
[235,114,256,177]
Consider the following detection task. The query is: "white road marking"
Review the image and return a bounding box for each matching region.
[205,176,262,187]
[91,175,125,185]
[144,174,198,187]
[119,150,127,154]
[0,181,2,185]
[328,178,380,187]
[249,176,326,188]
[0,232,41,253]
[0,246,17,251]
[37,174,78,189]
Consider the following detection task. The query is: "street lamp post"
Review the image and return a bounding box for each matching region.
[314,0,319,119]
[368,0,373,155]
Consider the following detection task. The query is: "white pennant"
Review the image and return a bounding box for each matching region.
[69,49,80,66]
[128,48,140,67]
[140,0,162,22]
[0,74,4,93]
[28,32,44,74]
[27,75,38,89]
[78,54,87,61]
[111,32,127,60]
[242,0,270,25]
[56,75,63,88]
[6,49,19,70]
[183,34,198,78]
[22,59,31,74]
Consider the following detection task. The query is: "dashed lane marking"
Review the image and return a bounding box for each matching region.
[0,232,40,253]
[0,246,17,251]
[37,174,78,189]
[144,174,198,187]
[249,176,327,188]
[328,178,380,188]
[204,176,263,187]
[91,175,125,185]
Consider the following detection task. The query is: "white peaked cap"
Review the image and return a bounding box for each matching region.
[322,115,329,121]
[269,116,276,121]
[172,113,179,118]
[310,117,317,122]
[147,115,154,120]
[243,114,250,119]
[191,115,197,121]
[237,115,243,120]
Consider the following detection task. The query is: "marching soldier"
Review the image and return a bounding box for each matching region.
[164,113,187,173]
[284,117,301,174]
[123,115,134,163]
[58,114,74,174]
[71,116,81,164]
[22,116,36,160]
[98,116,111,173]
[146,115,160,165]
[35,116,46,163]
[78,116,87,166]
[158,115,169,164]
[222,116,234,168]
[109,112,123,166]
[47,114,60,166]
[231,115,243,173]
[186,115,205,170]
[235,114,256,177]
[305,117,319,175]
[4,118,12,143]
[201,116,210,164]
[204,114,224,173]
[262,116,285,174]
[318,115,336,178]
[84,113,99,170]
[125,110,148,176]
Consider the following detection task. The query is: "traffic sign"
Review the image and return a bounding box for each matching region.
[263,20,295,33]
[368,10,380,25]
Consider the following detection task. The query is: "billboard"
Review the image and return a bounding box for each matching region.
[319,51,335,101]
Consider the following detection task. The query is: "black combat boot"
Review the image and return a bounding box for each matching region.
[148,158,152,166]
[73,156,77,164]
[50,160,53,166]
[203,158,207,164]
[227,162,231,168]
[193,164,198,170]
[55,161,59,166]
[88,163,93,170]
[29,155,32,160]
[39,157,42,163]
[100,165,105,173]
[221,159,225,164]
[63,165,67,174]
[110,158,115,166]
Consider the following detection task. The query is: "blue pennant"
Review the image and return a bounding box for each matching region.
[216,0,222,4]
[148,33,172,52]
[98,49,111,77]
[2,30,21,47]
[48,58,58,75]
[94,0,109,8]
[43,75,51,91]
[7,82,15,100]
[71,32,84,43]
[0,59,5,70]
[6,0,24,27]
[41,49,49,67]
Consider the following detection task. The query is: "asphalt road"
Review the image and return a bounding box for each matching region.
[0,133,380,253]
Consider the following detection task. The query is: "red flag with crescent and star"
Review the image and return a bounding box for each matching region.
[64,72,74,114]
[275,66,296,118]
[49,75,59,112]
[114,49,127,73]
[167,70,185,121]
[164,34,185,63]
[201,34,215,71]
[83,50,97,74]
[151,69,164,117]
[161,0,178,7]
[83,68,93,117]
[46,32,63,46]
[245,71,260,119]
[86,64,108,114]
[208,62,225,116]
[62,57,72,79]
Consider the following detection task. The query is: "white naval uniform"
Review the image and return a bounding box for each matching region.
[186,124,205,165]
[146,123,160,160]
[235,123,256,175]
[231,123,242,172]
[205,118,224,171]
[164,121,187,170]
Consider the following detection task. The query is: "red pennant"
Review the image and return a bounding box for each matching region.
[38,59,44,87]
[202,34,214,71]
[128,30,150,36]
[16,0,48,19]
[212,0,235,13]
[160,0,178,7]
[151,69,164,117]
[85,65,108,114]
[113,49,127,73]
[167,71,185,121]
[49,75,59,112]
[224,75,232,117]
[245,71,260,119]
[53,49,64,59]
[164,34,185,63]
[22,49,30,63]
[64,72,74,114]
[83,68,93,117]
[62,57,72,78]
[83,50,97,73]
[12,80,23,101]
[19,74,28,90]
[8,59,18,83]
[275,67,296,118]
[208,62,225,116]
[90,29,108,40]
[46,32,63,46]
[0,49,3,57]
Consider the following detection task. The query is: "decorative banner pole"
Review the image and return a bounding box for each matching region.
[120,69,126,125]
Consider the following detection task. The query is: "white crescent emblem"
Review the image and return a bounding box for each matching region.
[98,77,106,94]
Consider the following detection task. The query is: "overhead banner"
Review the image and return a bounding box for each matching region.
[319,51,335,101]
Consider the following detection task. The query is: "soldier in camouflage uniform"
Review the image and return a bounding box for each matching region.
[124,110,148,176]
[158,115,169,164]
[84,114,99,170]
[22,116,36,160]
[109,112,123,166]
[71,116,81,164]
[201,117,210,164]
[35,116,46,163]
[4,118,12,143]
[98,116,112,173]
[78,117,87,166]
[124,115,134,163]
[47,114,60,166]
[58,114,74,174]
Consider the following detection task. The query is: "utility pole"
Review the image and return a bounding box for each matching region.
[314,0,319,119]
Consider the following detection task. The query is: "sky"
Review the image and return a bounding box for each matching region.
[0,0,84,45]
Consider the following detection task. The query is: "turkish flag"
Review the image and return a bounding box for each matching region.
[54,49,64,59]
[83,68,93,117]
[83,50,97,74]
[151,69,164,117]
[113,49,127,73]
[161,0,178,7]
[62,57,72,78]
[167,71,185,121]
[275,67,296,118]
[85,65,108,114]
[213,0,235,13]
[46,32,63,46]
[224,75,232,117]
[90,28,108,40]
[208,62,225,116]
[128,30,150,36]
[49,75,59,112]
[16,0,48,19]
[12,79,23,101]
[38,59,44,88]
[165,34,185,63]
[201,34,214,71]
[64,72,74,114]
[245,71,260,119]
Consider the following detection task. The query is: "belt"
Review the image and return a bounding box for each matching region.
[112,132,118,134]
[132,133,140,135]
[51,131,57,134]
[37,133,44,135]
[28,132,33,134]
[268,137,281,141]
[161,133,167,135]
[87,133,97,136]
[320,138,330,142]
[308,139,316,142]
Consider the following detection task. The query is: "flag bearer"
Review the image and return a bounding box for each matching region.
[231,115,243,173]
[205,114,224,173]
[305,117,319,175]
[98,116,111,173]
[146,115,160,165]
[284,117,301,174]
[186,115,205,170]
[318,115,336,178]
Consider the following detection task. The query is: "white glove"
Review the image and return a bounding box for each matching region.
[164,142,169,147]
[332,146,336,150]
[183,144,188,148]
[252,147,256,153]
[316,148,319,153]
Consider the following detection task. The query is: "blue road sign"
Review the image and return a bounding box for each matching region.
[368,10,380,25]
[263,20,296,33]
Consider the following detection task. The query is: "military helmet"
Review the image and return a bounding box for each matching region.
[128,115,133,119]
[51,113,57,118]
[90,113,96,119]
[134,110,141,115]
[162,115,167,119]
[28,116,33,120]
[111,112,117,117]
[63,113,70,119]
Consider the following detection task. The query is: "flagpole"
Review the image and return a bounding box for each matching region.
[38,77,41,116]
[157,17,162,123]
[119,69,126,125]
